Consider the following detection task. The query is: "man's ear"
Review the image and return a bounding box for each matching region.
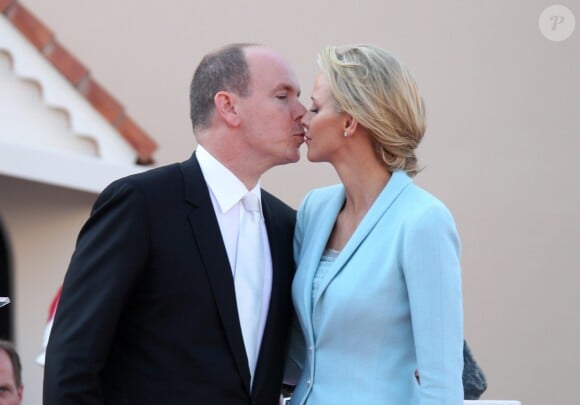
[214,91,241,127]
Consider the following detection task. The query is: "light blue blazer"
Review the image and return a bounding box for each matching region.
[287,171,464,404]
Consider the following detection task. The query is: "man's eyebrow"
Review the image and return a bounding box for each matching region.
[274,83,300,94]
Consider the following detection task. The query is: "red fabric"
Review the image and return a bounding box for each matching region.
[47,286,61,320]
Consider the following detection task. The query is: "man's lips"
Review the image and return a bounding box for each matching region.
[295,128,311,141]
[293,130,306,143]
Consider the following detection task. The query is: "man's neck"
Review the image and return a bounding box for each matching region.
[198,142,261,191]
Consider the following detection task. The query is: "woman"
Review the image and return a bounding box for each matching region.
[286,44,463,404]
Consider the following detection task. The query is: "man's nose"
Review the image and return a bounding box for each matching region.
[300,111,311,127]
[293,100,307,119]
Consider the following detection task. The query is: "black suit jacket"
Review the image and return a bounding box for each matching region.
[44,154,296,404]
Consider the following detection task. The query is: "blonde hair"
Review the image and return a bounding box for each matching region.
[317,44,426,176]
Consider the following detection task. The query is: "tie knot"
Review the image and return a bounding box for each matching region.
[241,193,261,213]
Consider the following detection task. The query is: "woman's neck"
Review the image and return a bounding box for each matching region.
[334,154,391,217]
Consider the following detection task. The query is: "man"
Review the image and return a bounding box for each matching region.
[0,340,23,405]
[44,44,306,404]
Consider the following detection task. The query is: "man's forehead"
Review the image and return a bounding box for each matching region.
[245,47,300,89]
[243,45,279,61]
[250,68,301,96]
[0,350,15,373]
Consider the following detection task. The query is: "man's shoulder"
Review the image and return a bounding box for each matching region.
[96,162,186,206]
[121,162,183,187]
[104,159,199,197]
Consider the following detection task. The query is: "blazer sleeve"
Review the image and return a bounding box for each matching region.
[402,203,464,404]
[43,179,149,404]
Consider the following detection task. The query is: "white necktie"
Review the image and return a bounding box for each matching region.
[234,192,264,381]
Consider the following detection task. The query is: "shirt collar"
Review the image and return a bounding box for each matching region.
[196,145,261,213]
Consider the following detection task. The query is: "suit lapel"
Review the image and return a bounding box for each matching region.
[259,193,282,348]
[180,153,252,393]
[312,171,412,309]
[251,192,281,395]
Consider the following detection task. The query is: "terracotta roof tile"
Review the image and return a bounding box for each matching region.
[0,0,16,13]
[116,116,157,165]
[43,42,88,86]
[82,79,124,124]
[1,1,157,164]
[7,3,52,50]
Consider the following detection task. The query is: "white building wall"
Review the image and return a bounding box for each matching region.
[0,176,95,405]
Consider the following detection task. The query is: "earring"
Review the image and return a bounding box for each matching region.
[343,131,348,137]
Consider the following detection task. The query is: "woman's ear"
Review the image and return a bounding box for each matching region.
[214,91,240,127]
[343,114,359,137]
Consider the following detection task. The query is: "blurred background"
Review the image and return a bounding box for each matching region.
[1,1,578,404]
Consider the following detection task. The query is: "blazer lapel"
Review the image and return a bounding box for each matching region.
[299,187,345,330]
[180,153,251,393]
[312,171,412,309]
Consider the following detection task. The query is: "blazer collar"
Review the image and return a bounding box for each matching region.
[196,145,262,213]
[311,171,412,309]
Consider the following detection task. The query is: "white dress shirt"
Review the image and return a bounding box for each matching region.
[196,145,273,353]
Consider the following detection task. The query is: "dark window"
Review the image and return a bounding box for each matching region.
[0,218,13,340]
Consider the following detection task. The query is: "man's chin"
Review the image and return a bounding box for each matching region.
[279,150,301,165]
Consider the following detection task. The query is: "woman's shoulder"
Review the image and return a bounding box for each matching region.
[306,183,343,201]
[401,179,449,208]
[297,184,343,220]
[398,181,456,226]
